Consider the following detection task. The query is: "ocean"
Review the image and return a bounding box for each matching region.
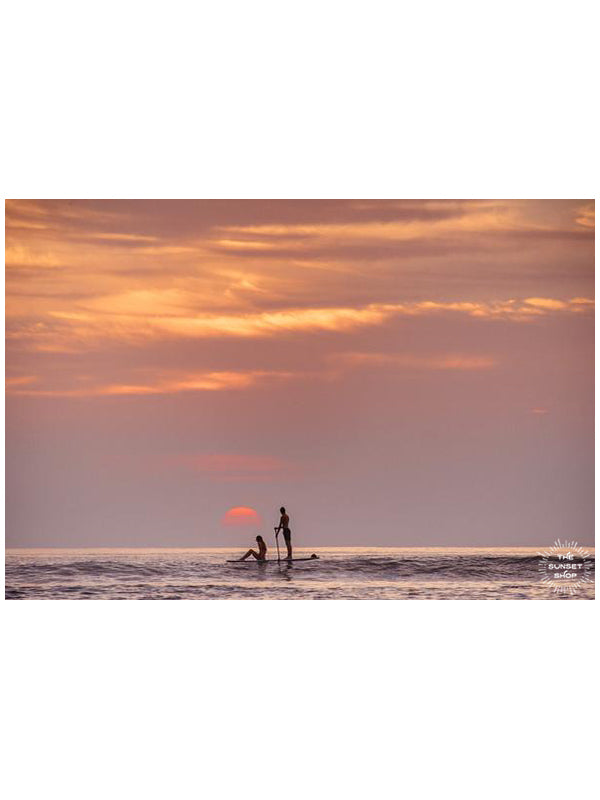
[5,547,595,600]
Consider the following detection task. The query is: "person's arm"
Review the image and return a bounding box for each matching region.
[275,516,283,534]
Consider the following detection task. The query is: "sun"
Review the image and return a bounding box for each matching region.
[222,506,262,528]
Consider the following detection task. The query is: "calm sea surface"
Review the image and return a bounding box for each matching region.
[5,547,595,600]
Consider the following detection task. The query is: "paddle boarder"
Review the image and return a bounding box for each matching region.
[275,506,292,560]
[238,535,267,561]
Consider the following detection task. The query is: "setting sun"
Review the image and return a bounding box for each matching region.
[222,506,262,528]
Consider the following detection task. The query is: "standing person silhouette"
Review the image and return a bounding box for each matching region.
[275,506,292,560]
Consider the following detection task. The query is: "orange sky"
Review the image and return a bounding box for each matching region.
[5,199,595,546]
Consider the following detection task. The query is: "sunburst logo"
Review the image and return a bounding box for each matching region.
[537,539,593,596]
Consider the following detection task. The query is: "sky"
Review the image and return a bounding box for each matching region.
[5,199,595,547]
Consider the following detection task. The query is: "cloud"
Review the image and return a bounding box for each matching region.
[5,375,38,387]
[5,344,500,399]
[524,297,568,310]
[5,201,594,407]
[574,203,595,229]
[5,199,476,239]
[336,352,497,371]
[5,369,298,397]
[6,295,593,355]
[207,202,594,264]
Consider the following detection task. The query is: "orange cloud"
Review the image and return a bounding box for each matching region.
[7,296,593,354]
[5,375,38,388]
[5,201,594,414]
[5,347,500,400]
[575,203,595,229]
[5,369,297,398]
[524,297,568,310]
[335,352,496,371]
[209,199,594,258]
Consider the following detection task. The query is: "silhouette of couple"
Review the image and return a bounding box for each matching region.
[239,506,292,561]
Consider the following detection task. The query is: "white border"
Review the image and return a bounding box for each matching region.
[3,601,598,800]
[3,2,597,199]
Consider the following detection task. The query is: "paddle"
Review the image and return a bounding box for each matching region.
[274,526,281,564]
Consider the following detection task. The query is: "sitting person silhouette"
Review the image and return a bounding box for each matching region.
[239,535,267,561]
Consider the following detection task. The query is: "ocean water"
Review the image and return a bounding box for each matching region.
[5,547,595,600]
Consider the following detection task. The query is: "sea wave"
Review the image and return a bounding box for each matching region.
[5,549,595,600]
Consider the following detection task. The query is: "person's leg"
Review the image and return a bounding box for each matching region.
[284,530,292,559]
[240,548,257,561]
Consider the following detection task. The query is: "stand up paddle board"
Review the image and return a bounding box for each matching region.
[226,556,320,564]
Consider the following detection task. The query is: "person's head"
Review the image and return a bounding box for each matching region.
[280,506,286,514]
[256,535,264,544]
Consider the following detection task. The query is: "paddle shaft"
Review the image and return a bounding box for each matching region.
[274,526,281,563]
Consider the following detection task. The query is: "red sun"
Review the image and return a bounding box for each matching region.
[222,506,262,528]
